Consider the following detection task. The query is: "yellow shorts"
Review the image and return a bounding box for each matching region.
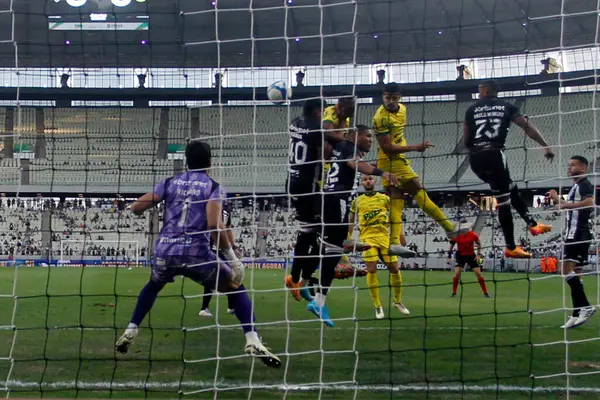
[363,247,398,264]
[379,158,419,188]
[361,234,397,264]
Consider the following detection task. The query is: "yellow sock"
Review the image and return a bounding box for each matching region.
[390,271,403,303]
[366,272,382,308]
[413,189,455,232]
[390,197,404,245]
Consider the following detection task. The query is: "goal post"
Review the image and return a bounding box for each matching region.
[59,239,140,267]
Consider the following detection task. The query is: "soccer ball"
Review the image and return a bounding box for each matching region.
[267,81,292,103]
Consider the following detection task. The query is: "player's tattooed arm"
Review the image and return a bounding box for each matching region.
[347,210,355,240]
[447,241,455,263]
[130,192,162,215]
[206,200,233,250]
[377,134,433,155]
[323,121,346,144]
[348,159,400,187]
[513,116,554,160]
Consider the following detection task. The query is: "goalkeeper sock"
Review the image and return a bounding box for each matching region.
[452,275,459,295]
[228,284,256,334]
[390,271,403,304]
[201,286,213,310]
[390,197,404,244]
[477,276,488,295]
[497,203,516,249]
[413,189,455,232]
[367,272,382,308]
[131,279,166,326]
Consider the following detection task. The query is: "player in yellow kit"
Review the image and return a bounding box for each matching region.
[348,175,412,319]
[373,82,468,245]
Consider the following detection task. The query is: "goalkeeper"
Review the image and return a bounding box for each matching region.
[348,175,412,319]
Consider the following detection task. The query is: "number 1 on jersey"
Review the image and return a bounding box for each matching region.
[178,198,191,227]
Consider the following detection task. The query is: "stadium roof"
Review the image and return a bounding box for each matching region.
[2,0,598,68]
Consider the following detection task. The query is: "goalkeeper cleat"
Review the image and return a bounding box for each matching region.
[388,244,416,258]
[244,339,281,368]
[299,286,314,302]
[199,309,213,317]
[227,308,235,315]
[343,239,371,253]
[307,301,335,327]
[116,327,138,354]
[504,246,531,259]
[374,306,384,320]
[284,275,302,302]
[529,222,552,237]
[451,293,457,298]
[393,302,410,315]
[573,306,596,328]
[561,316,579,329]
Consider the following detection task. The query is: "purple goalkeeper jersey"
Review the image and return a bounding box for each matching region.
[153,171,226,258]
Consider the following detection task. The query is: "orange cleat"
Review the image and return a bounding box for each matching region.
[285,275,302,302]
[504,246,531,259]
[529,223,552,237]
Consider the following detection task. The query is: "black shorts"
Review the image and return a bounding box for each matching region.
[288,179,322,225]
[563,239,590,266]
[456,254,478,269]
[322,194,350,248]
[469,149,513,194]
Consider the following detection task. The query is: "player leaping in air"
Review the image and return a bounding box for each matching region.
[116,141,280,368]
[373,83,468,246]
[463,80,553,258]
[310,125,410,327]
[547,156,596,329]
[448,230,489,298]
[348,175,412,319]
[285,99,329,302]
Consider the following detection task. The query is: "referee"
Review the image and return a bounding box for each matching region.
[547,155,596,329]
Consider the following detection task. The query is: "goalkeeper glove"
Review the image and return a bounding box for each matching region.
[222,248,244,287]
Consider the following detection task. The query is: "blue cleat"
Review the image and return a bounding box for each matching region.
[307,301,335,327]
[299,286,314,302]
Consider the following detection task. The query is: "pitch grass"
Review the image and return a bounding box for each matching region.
[0,267,598,399]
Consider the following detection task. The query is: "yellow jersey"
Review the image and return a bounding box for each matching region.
[323,105,350,130]
[372,104,408,164]
[350,192,390,240]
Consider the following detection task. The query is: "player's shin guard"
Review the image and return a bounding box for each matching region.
[131,279,166,326]
[496,197,516,249]
[390,271,403,304]
[291,229,319,283]
[413,189,454,232]
[367,272,382,308]
[390,198,404,245]
[509,185,536,226]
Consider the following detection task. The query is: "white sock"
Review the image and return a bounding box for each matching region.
[315,293,326,307]
[245,330,260,343]
[127,323,138,330]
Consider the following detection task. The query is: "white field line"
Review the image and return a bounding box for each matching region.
[2,380,600,394]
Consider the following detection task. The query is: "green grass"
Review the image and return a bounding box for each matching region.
[0,266,598,399]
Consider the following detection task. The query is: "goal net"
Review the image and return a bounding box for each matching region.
[1,0,599,399]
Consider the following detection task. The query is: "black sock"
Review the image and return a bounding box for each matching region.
[566,274,590,316]
[227,294,234,310]
[497,203,516,249]
[291,230,319,283]
[202,286,213,310]
[510,186,536,226]
[301,242,321,281]
[319,252,341,296]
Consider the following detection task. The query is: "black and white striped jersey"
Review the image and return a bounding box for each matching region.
[565,178,594,240]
